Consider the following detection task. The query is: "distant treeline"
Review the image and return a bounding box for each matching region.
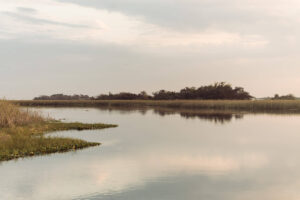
[271,94,296,100]
[34,82,253,100]
[34,94,91,100]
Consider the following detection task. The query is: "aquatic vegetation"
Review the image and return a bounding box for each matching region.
[0,101,117,162]
[13,99,300,113]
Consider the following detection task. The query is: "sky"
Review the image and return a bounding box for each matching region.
[1,0,300,99]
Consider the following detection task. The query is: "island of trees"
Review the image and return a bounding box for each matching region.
[271,94,296,100]
[34,82,253,100]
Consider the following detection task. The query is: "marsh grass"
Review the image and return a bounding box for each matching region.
[0,101,44,128]
[0,101,117,162]
[13,100,300,113]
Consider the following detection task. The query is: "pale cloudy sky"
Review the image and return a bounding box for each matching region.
[1,0,300,99]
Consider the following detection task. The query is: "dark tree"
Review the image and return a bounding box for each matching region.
[34,83,253,100]
[34,94,91,100]
[272,94,296,100]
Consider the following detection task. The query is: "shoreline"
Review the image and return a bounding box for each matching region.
[11,100,300,113]
[0,121,117,162]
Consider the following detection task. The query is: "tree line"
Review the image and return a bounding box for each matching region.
[271,94,296,100]
[34,82,253,100]
[34,94,91,100]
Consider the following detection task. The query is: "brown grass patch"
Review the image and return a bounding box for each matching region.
[0,100,44,128]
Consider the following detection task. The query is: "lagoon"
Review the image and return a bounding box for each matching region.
[1,107,300,200]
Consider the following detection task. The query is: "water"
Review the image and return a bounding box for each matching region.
[1,107,300,200]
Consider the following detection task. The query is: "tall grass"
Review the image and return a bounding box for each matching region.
[13,100,300,113]
[0,100,43,128]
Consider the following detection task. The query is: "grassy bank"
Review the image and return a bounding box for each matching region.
[0,101,117,162]
[12,100,300,113]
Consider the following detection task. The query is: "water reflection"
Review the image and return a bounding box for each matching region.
[95,106,244,124]
[2,108,300,200]
[153,109,243,124]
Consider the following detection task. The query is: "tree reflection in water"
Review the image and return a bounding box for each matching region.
[97,106,243,124]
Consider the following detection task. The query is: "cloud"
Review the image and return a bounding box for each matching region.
[0,0,140,43]
[2,11,93,29]
[56,0,255,30]
[1,0,300,98]
[0,0,269,48]
[56,0,298,33]
[55,0,300,47]
[17,7,37,14]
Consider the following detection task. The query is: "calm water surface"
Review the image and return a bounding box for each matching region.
[1,107,300,200]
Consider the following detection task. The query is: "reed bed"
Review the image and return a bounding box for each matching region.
[0,101,117,162]
[0,101,43,128]
[12,100,300,113]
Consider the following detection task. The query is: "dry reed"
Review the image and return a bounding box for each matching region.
[0,100,44,128]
